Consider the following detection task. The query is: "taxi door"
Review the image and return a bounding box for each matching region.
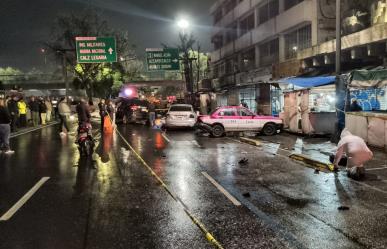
[237,107,257,131]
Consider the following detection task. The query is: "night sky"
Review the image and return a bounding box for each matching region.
[0,0,216,71]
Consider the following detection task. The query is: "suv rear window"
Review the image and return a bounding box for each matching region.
[169,106,192,112]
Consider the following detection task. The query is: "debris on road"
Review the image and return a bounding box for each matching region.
[242,192,251,198]
[239,158,249,165]
[338,206,350,211]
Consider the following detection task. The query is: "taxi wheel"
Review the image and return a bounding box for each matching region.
[212,124,225,138]
[262,123,276,136]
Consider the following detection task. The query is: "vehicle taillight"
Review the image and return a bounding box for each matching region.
[189,114,195,119]
[131,105,138,111]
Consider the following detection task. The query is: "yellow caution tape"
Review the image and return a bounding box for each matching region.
[115,130,224,249]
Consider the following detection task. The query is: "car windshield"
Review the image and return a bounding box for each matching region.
[169,106,192,112]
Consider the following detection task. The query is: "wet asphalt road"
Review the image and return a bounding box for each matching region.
[0,123,387,249]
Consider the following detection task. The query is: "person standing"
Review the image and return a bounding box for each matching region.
[17,97,27,128]
[350,99,362,112]
[77,98,91,125]
[45,98,53,123]
[0,97,14,154]
[148,101,156,127]
[39,98,47,125]
[7,96,18,132]
[29,96,40,126]
[98,99,107,132]
[58,97,71,136]
[240,99,248,109]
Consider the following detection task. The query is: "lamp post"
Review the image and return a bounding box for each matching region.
[334,0,344,142]
[336,0,341,75]
[177,19,190,35]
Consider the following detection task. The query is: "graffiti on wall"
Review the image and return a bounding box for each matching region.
[350,88,386,111]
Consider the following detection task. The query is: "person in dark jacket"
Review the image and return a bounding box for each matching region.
[76,98,91,125]
[350,99,362,112]
[39,98,47,125]
[29,96,40,126]
[98,99,107,131]
[7,96,19,132]
[0,97,14,154]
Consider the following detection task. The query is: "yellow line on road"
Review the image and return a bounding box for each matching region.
[115,130,224,249]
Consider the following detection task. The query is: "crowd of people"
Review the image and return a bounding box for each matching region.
[4,95,56,132]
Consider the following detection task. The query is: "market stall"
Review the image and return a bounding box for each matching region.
[279,76,337,135]
[346,69,387,149]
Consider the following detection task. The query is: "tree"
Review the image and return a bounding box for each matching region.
[0,67,24,82]
[46,9,137,100]
[177,33,196,94]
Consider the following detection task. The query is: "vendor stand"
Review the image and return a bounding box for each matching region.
[346,69,387,149]
[279,76,337,135]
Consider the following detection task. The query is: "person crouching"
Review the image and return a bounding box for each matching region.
[332,129,373,180]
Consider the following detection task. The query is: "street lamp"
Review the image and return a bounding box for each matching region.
[177,18,190,34]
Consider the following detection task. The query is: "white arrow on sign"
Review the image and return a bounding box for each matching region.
[172,59,179,63]
[108,47,114,55]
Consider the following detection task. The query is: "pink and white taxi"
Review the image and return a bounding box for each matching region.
[197,106,283,137]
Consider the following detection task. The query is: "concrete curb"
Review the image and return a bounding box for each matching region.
[289,153,335,172]
[240,137,261,147]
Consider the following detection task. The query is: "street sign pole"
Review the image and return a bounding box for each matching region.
[63,54,69,101]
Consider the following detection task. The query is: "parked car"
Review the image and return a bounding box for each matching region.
[165,104,197,128]
[197,106,283,137]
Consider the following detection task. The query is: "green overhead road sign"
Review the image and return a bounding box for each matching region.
[146,48,180,71]
[76,37,117,63]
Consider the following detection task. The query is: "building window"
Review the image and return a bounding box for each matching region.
[212,34,224,50]
[285,25,311,59]
[225,22,238,44]
[284,0,304,11]
[224,0,237,15]
[241,48,256,71]
[214,9,222,24]
[240,13,255,36]
[259,0,279,24]
[259,38,279,66]
[239,87,257,113]
[213,65,219,78]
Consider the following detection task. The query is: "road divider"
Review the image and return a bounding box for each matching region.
[115,130,224,249]
[202,172,241,206]
[0,177,50,221]
[240,137,261,147]
[289,154,335,172]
